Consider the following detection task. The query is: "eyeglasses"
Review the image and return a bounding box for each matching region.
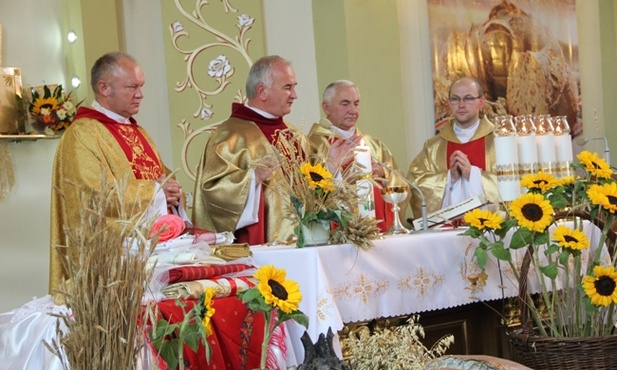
[449,95,482,105]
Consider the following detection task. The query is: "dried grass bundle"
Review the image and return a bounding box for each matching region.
[47,172,158,370]
[342,315,454,370]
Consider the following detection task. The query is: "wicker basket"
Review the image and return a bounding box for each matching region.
[508,329,617,370]
[507,210,617,370]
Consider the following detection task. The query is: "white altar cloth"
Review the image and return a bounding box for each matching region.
[252,221,606,344]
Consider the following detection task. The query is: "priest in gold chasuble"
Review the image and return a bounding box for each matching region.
[49,52,185,293]
[407,77,499,218]
[192,56,354,246]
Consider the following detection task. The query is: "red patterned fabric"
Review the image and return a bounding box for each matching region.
[167,264,253,284]
[156,297,265,370]
[74,107,164,180]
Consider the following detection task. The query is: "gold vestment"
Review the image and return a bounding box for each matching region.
[49,118,165,292]
[406,116,499,217]
[306,121,401,185]
[192,118,306,244]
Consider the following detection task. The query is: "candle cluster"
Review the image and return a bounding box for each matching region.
[493,114,573,201]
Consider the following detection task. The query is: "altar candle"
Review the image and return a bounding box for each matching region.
[495,135,520,201]
[354,143,372,174]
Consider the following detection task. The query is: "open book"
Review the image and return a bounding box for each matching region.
[413,194,488,230]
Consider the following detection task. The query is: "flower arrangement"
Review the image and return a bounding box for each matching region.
[265,128,380,248]
[149,288,215,370]
[237,264,308,370]
[341,315,454,369]
[28,84,82,132]
[461,150,617,339]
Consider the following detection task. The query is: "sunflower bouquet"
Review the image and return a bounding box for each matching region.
[28,84,82,132]
[267,129,377,248]
[461,150,617,339]
[237,265,308,370]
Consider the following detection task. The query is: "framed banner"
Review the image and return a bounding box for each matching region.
[427,0,580,136]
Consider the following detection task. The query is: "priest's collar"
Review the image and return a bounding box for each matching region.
[92,100,132,124]
[453,119,480,143]
[324,118,356,140]
[244,103,278,119]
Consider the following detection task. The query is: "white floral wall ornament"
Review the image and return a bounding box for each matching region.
[169,0,256,183]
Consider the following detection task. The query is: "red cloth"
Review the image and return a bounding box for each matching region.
[155,297,265,370]
[234,187,266,246]
[374,187,393,233]
[167,264,253,284]
[230,103,287,146]
[446,137,487,170]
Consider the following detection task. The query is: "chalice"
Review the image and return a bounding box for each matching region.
[382,185,410,235]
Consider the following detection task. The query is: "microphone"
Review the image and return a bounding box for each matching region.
[575,136,611,166]
[318,119,430,231]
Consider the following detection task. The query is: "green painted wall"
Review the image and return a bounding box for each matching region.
[600,0,617,150]
[313,1,409,170]
[159,0,266,188]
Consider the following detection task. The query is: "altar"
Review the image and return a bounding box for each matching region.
[252,221,606,363]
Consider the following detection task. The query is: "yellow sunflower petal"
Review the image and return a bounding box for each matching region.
[300,162,334,192]
[254,264,302,314]
[509,193,553,232]
[201,288,216,336]
[587,183,617,213]
[552,225,590,251]
[583,266,617,307]
[463,208,503,230]
[577,150,613,179]
[520,171,559,192]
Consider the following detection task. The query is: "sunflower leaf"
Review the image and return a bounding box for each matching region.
[278,310,309,329]
[558,251,571,266]
[490,241,511,262]
[549,193,568,209]
[539,262,558,279]
[474,247,488,269]
[533,231,550,246]
[510,228,532,249]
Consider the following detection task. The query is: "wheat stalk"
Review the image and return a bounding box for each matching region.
[48,170,158,370]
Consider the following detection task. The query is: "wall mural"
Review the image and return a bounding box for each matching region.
[162,0,264,200]
[428,0,580,136]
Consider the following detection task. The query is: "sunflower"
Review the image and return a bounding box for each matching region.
[30,96,60,116]
[583,265,617,307]
[521,171,558,192]
[200,288,216,336]
[558,175,575,187]
[255,265,302,314]
[300,162,334,192]
[509,193,554,232]
[552,225,590,251]
[463,208,503,231]
[577,150,613,179]
[587,182,617,213]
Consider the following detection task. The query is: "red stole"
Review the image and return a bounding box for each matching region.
[446,137,487,170]
[74,107,163,180]
[229,103,287,245]
[230,103,287,145]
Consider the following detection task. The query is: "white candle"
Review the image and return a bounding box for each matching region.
[535,133,556,174]
[357,178,376,218]
[494,135,520,201]
[354,144,372,174]
[554,134,573,178]
[517,134,537,178]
